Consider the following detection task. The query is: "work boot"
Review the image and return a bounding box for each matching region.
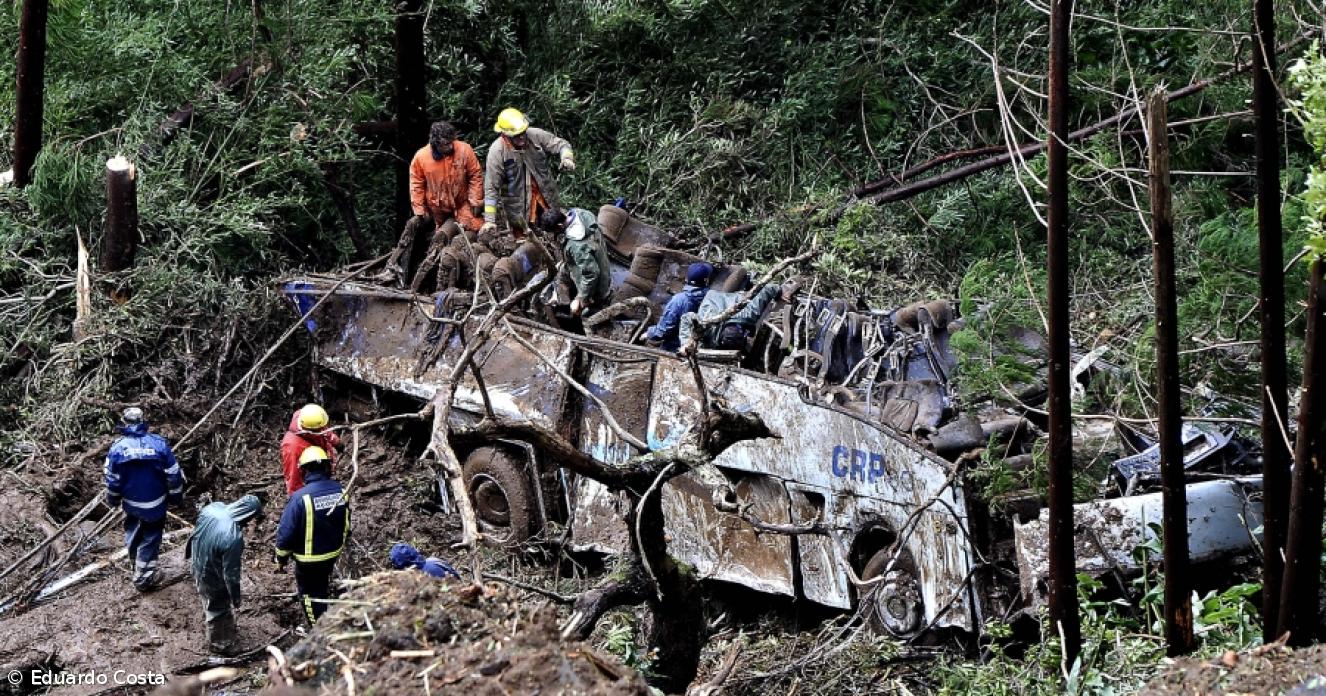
[132,569,158,592]
[207,612,240,656]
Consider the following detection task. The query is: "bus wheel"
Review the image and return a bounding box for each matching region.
[463,447,536,547]
[861,547,924,637]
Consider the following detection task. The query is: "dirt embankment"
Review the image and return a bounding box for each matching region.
[0,408,461,696]
[271,570,649,695]
[1143,643,1326,695]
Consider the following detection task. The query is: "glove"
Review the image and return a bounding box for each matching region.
[105,494,121,509]
[479,221,497,236]
[560,151,576,171]
[274,550,289,572]
[678,342,695,357]
[570,297,584,317]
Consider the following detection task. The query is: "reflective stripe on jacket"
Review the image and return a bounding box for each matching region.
[104,423,182,522]
[410,142,483,232]
[483,128,573,225]
[275,471,350,563]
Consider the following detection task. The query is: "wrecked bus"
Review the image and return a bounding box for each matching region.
[282,281,985,637]
[282,207,1263,639]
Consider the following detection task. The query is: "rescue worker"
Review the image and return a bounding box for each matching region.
[280,403,340,495]
[186,494,262,655]
[677,278,803,356]
[537,207,611,317]
[385,121,485,289]
[104,407,183,591]
[646,262,713,351]
[482,108,575,240]
[275,446,350,625]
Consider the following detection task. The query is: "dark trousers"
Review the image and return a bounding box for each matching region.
[124,514,165,588]
[294,559,337,624]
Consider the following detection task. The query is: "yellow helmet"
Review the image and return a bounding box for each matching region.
[493,107,529,136]
[298,404,329,431]
[299,446,330,467]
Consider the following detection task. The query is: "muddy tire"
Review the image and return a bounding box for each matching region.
[861,547,924,637]
[463,447,537,547]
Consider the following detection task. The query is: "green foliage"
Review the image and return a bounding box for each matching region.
[1290,42,1326,261]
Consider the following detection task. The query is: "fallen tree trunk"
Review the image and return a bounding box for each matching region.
[458,400,775,691]
[719,31,1317,235]
[138,61,253,160]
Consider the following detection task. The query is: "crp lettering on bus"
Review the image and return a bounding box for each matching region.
[830,445,886,483]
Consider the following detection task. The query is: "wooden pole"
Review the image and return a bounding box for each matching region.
[1252,0,1290,643]
[1148,89,1195,656]
[1277,259,1326,646]
[12,0,50,188]
[1045,0,1081,666]
[102,157,139,302]
[393,0,428,232]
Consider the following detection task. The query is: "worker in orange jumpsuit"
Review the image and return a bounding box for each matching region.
[384,121,484,289]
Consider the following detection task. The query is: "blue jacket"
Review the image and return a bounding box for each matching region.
[275,471,350,563]
[646,284,708,351]
[389,542,460,579]
[187,496,261,604]
[104,423,182,522]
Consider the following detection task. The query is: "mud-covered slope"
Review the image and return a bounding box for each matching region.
[272,571,650,695]
[0,412,456,696]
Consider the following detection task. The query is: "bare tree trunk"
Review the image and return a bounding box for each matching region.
[1044,0,1081,666]
[1148,90,1195,656]
[1253,0,1291,643]
[321,162,371,260]
[394,0,428,232]
[12,0,49,188]
[102,157,139,303]
[1276,259,1326,646]
[633,484,704,693]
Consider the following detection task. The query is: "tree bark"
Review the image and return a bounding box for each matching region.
[12,0,49,188]
[102,157,139,302]
[1276,259,1326,646]
[1148,90,1194,656]
[321,162,371,260]
[394,0,428,231]
[1045,0,1081,666]
[1252,0,1290,643]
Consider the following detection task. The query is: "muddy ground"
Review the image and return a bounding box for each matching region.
[0,394,912,696]
[0,405,467,696]
[273,570,650,694]
[1143,643,1326,695]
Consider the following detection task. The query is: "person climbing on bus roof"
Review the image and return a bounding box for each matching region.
[383,121,485,290]
[646,261,713,351]
[482,108,574,241]
[538,207,612,319]
[677,277,803,356]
